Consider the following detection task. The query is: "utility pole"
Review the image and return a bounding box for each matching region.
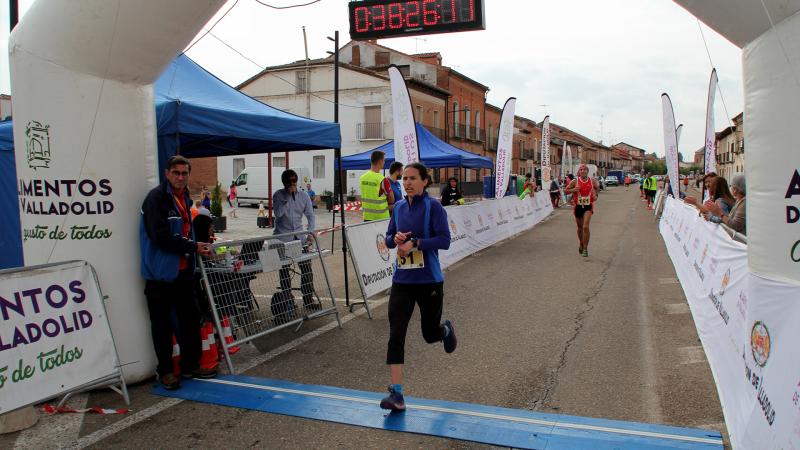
[302,26,311,118]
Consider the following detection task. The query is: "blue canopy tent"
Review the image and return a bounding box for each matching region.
[0,54,342,269]
[337,123,492,170]
[0,120,23,269]
[155,54,341,173]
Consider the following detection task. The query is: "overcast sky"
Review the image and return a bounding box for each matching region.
[1,0,744,159]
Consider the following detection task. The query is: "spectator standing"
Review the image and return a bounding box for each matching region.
[306,183,317,209]
[360,151,394,221]
[380,162,456,412]
[387,161,404,215]
[273,169,318,311]
[201,188,211,210]
[440,177,464,206]
[227,182,238,218]
[139,155,214,390]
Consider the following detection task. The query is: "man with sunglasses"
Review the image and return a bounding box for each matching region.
[273,169,318,315]
[140,155,214,390]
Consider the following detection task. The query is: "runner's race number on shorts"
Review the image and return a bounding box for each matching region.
[397,250,424,269]
[577,195,591,206]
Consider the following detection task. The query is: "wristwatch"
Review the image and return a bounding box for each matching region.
[410,237,418,248]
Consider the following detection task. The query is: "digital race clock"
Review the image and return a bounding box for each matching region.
[348,0,485,40]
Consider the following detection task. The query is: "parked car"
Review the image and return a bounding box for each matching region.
[605,175,619,186]
[631,174,641,182]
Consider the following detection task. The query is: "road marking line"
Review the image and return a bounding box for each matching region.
[664,303,691,315]
[677,346,708,365]
[65,296,389,449]
[198,378,723,446]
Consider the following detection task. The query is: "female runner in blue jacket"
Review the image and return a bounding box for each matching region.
[380,162,458,411]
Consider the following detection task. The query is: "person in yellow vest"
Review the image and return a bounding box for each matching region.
[360,150,394,221]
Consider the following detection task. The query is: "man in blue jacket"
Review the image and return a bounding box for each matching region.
[140,155,213,390]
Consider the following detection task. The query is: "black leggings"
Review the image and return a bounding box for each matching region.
[386,282,445,364]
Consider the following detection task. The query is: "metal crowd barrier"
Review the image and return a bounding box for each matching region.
[198,231,341,374]
[721,223,748,245]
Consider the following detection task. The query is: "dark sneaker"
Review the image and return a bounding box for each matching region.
[379,386,406,411]
[182,366,217,379]
[442,320,457,353]
[160,373,181,390]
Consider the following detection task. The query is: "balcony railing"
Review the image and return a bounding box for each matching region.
[357,122,386,140]
[451,124,484,142]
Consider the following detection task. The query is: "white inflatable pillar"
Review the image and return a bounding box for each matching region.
[9,0,225,382]
[675,1,800,284]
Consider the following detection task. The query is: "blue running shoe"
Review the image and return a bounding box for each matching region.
[442,320,457,353]
[379,386,406,411]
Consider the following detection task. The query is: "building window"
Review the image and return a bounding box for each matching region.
[273,155,286,167]
[295,71,307,94]
[233,158,245,180]
[453,102,459,136]
[397,65,411,77]
[416,105,423,123]
[475,111,481,141]
[464,106,471,139]
[488,124,494,148]
[313,155,325,179]
[375,51,390,66]
[433,110,440,129]
[363,105,382,139]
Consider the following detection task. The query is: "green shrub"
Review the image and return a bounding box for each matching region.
[210,183,224,217]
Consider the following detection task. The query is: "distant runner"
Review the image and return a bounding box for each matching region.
[565,164,599,257]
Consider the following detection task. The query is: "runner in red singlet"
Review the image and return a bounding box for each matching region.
[565,164,600,257]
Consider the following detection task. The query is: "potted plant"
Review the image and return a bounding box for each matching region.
[347,187,357,202]
[321,189,334,211]
[210,183,226,232]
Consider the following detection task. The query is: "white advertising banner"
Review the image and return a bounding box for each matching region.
[495,98,516,198]
[348,195,553,297]
[389,65,419,165]
[0,261,121,413]
[659,197,800,449]
[661,94,680,198]
[9,0,226,382]
[704,69,718,175]
[344,219,396,299]
[541,115,551,184]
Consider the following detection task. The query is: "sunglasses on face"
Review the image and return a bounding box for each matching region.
[170,171,190,177]
[287,178,298,184]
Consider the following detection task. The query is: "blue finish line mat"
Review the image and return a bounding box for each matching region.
[153,375,723,449]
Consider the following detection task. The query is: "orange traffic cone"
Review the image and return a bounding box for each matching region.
[218,316,240,355]
[171,335,181,376]
[198,322,219,371]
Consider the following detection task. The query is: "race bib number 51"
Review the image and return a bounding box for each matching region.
[397,250,424,269]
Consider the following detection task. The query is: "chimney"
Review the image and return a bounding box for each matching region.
[352,45,361,66]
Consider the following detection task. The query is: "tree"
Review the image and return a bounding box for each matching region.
[644,160,667,175]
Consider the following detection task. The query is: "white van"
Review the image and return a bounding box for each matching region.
[233,166,312,207]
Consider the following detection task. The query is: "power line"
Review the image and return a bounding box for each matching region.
[206,31,366,109]
[758,0,800,91]
[185,0,240,53]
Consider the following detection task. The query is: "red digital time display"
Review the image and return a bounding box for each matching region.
[348,0,485,40]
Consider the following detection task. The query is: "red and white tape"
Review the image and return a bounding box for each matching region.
[333,201,362,211]
[42,404,129,415]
